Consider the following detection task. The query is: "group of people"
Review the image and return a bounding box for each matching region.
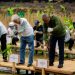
[0,14,74,68]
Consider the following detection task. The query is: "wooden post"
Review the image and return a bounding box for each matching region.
[42,68,45,75]
[44,51,47,58]
[12,62,16,75]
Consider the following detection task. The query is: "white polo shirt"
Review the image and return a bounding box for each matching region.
[18,18,34,37]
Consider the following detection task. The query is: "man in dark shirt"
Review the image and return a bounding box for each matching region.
[42,14,66,68]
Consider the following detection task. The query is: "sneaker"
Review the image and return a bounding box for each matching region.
[49,63,54,66]
[27,64,32,67]
[17,63,24,65]
[58,64,63,68]
[3,59,8,62]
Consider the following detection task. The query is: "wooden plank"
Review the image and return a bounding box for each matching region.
[10,45,47,51]
[0,62,13,68]
[71,59,75,61]
[16,65,35,71]
[15,61,36,71]
[0,61,35,71]
[0,60,75,75]
[34,47,47,51]
[64,50,75,55]
[45,60,75,75]
[10,45,75,54]
[35,60,75,75]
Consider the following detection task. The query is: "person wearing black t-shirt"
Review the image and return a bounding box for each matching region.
[34,20,43,54]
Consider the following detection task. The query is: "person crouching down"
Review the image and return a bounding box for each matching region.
[7,22,19,45]
[11,14,34,67]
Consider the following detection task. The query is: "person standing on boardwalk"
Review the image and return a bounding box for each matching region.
[11,14,34,67]
[42,14,66,68]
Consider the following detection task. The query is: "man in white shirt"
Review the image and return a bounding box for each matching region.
[11,14,34,67]
[0,22,7,62]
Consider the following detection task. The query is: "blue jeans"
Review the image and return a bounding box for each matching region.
[20,35,34,65]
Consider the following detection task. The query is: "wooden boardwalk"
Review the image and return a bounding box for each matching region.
[0,60,75,75]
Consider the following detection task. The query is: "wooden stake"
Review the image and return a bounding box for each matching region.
[12,62,16,75]
[42,68,45,75]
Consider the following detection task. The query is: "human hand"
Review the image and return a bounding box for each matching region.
[34,30,38,33]
[47,28,53,32]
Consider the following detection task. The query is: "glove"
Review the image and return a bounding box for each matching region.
[34,30,38,34]
[47,28,53,32]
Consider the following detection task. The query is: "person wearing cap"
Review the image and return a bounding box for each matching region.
[0,21,7,62]
[34,20,43,54]
[7,22,14,44]
[7,22,19,45]
[7,22,15,38]
[34,20,43,47]
[42,14,66,68]
[11,14,34,67]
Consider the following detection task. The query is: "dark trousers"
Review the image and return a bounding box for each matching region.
[12,37,19,45]
[64,0,72,2]
[36,39,43,47]
[35,38,43,54]
[0,34,7,60]
[67,38,74,50]
[49,36,65,65]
